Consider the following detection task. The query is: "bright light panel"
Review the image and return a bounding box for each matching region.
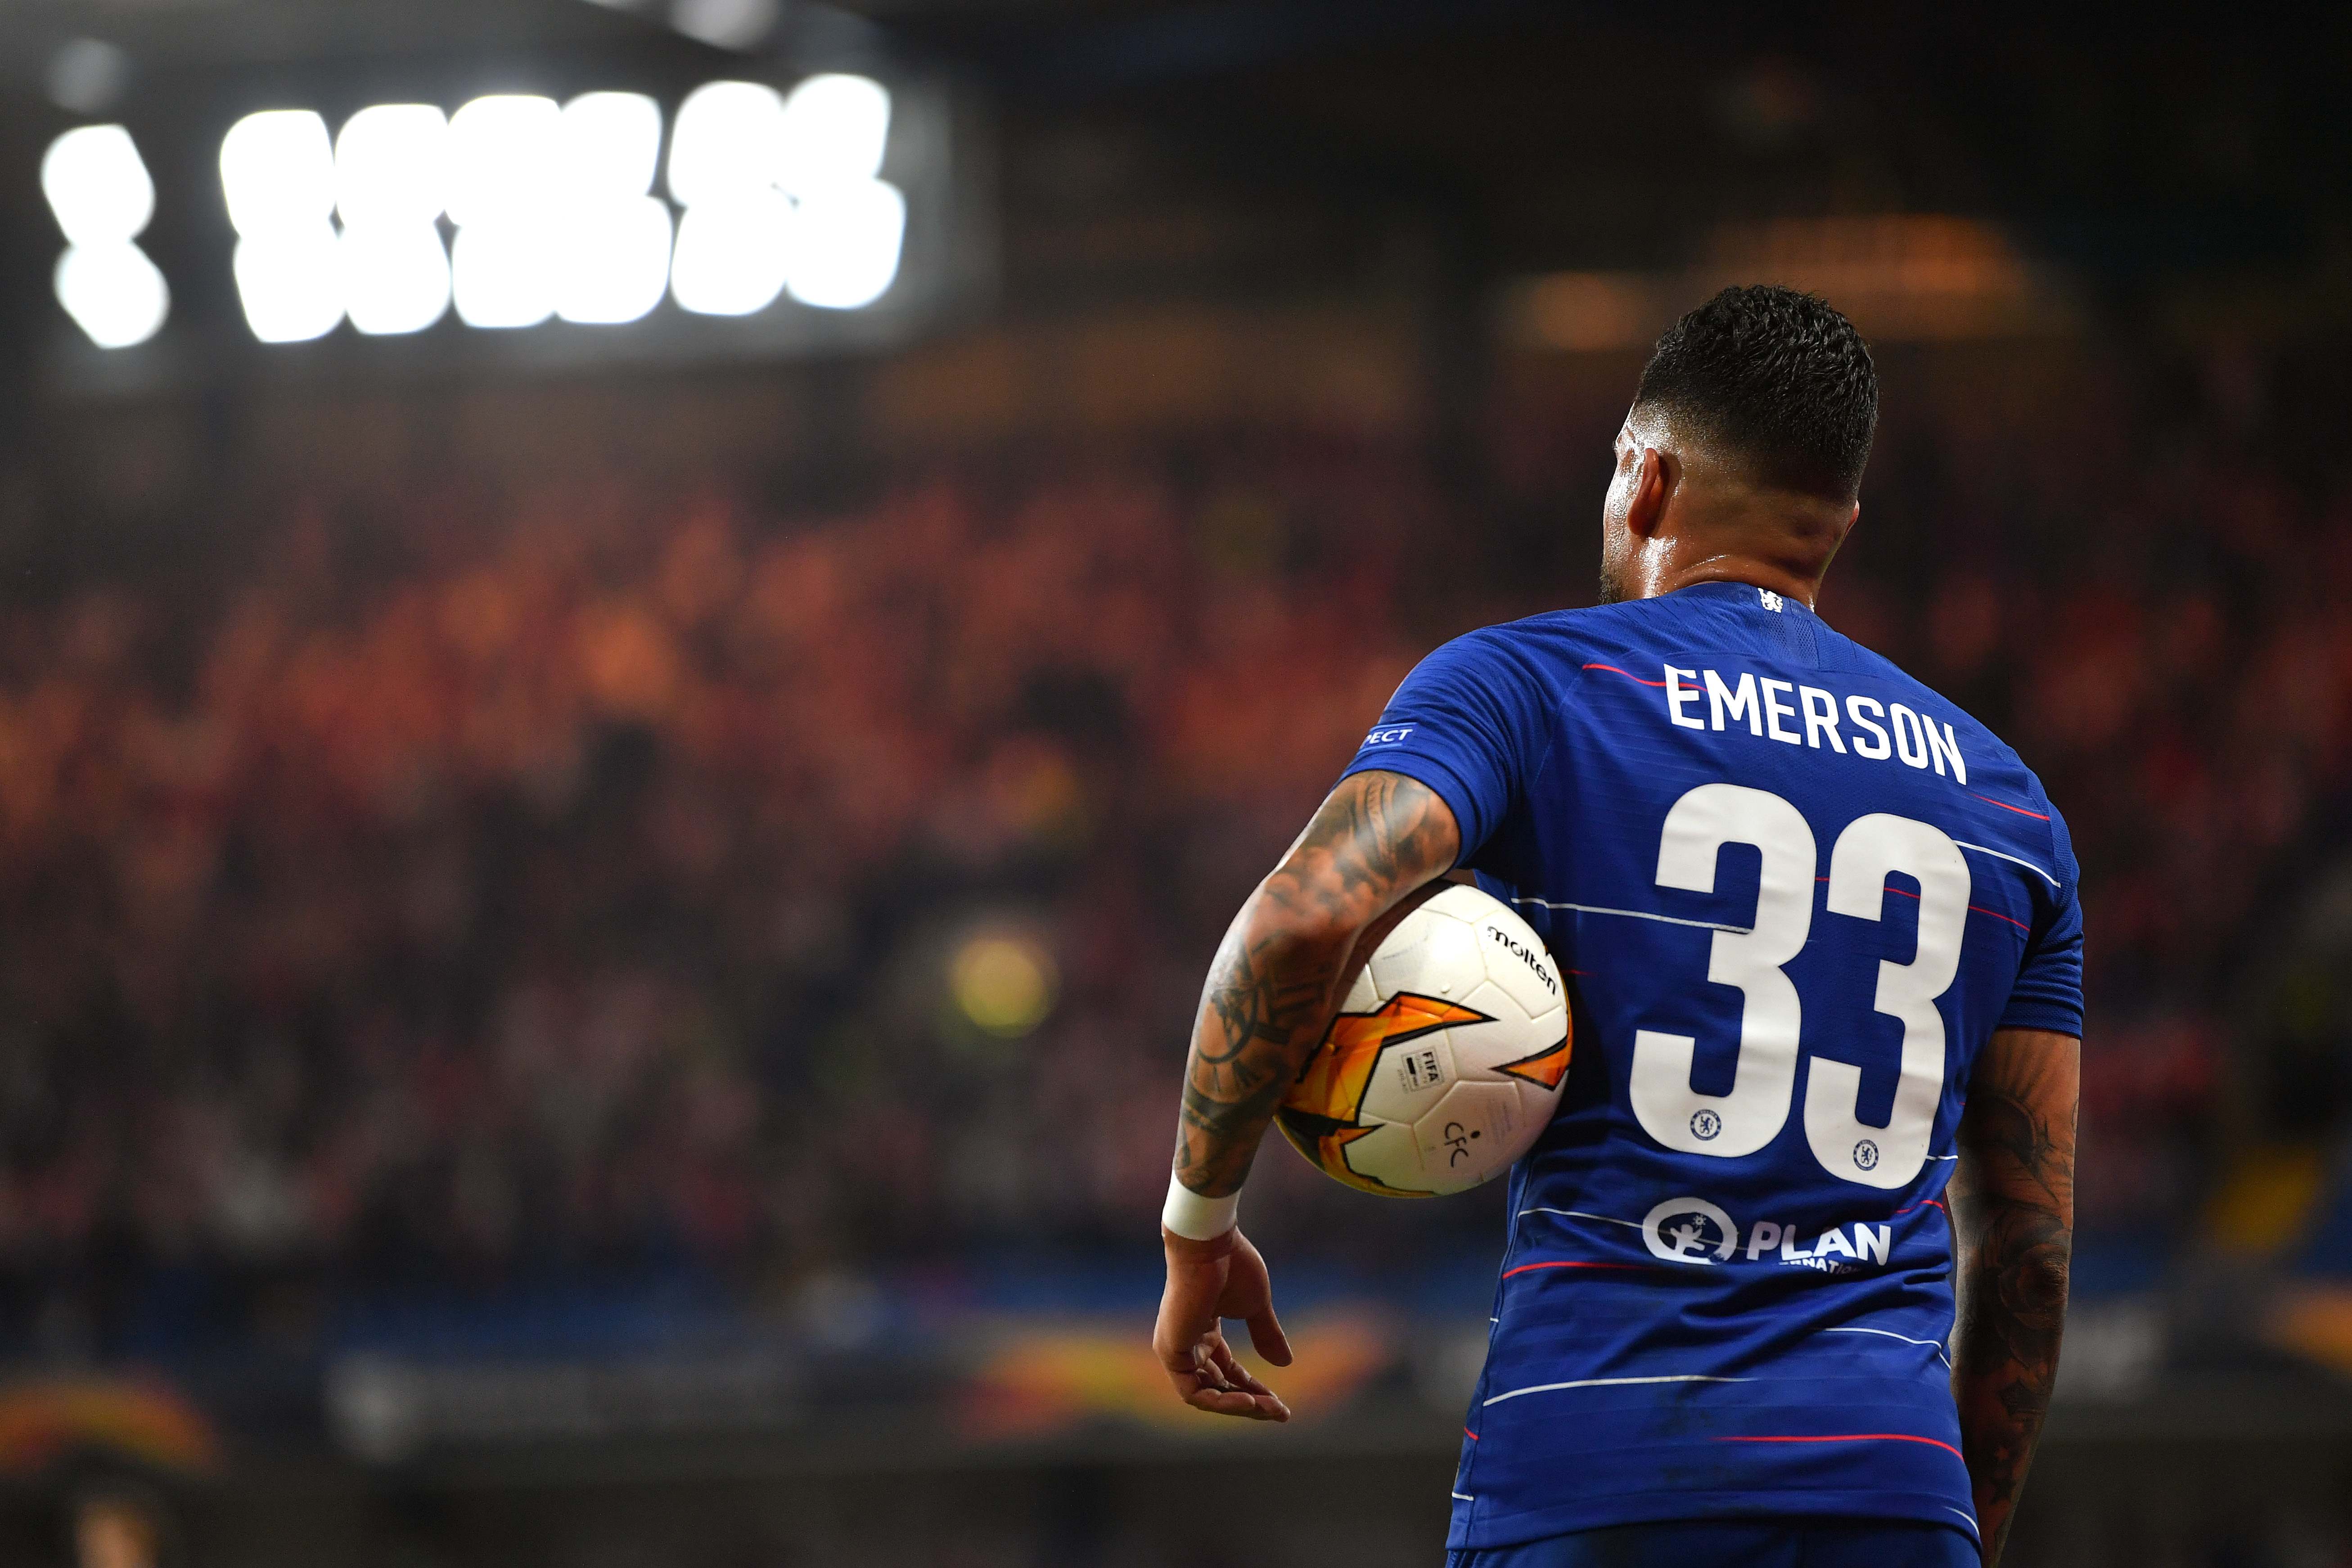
[220,75,912,346]
[336,105,448,230]
[234,224,345,342]
[785,179,906,310]
[41,126,155,245]
[342,226,451,336]
[557,198,673,324]
[54,244,170,348]
[668,82,786,207]
[221,110,336,236]
[560,93,662,202]
[446,95,561,230]
[777,75,892,191]
[670,191,791,316]
[452,223,556,329]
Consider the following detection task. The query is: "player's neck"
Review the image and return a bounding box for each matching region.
[1628,495,1850,610]
[1643,552,1826,610]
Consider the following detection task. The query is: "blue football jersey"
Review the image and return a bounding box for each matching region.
[1336,581,2084,1554]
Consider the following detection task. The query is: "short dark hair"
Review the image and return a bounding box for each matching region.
[1632,284,1878,499]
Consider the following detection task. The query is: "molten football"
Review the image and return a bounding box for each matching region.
[1275,882,1570,1196]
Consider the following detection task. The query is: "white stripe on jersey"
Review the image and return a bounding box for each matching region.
[1483,1374,1749,1407]
[1824,1324,1952,1369]
[1518,1206,1643,1229]
[1511,897,1752,935]
[1951,840,2059,888]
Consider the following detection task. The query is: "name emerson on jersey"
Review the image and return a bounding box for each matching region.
[1637,1193,1893,1275]
[1660,662,1971,783]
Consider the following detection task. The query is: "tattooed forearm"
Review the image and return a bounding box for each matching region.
[1171,771,1460,1199]
[1950,1027,2079,1568]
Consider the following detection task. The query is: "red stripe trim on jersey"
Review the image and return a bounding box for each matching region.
[1715,1433,1965,1461]
[1820,879,2032,936]
[1501,1260,1672,1279]
[1893,1198,1946,1217]
[1870,883,2035,933]
[1464,1428,1479,1441]
[1582,663,1670,687]
[1970,793,2051,820]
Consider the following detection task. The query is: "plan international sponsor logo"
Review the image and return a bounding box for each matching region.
[1640,1195,1892,1273]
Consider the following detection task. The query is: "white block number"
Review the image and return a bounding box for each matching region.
[1628,785,1974,1185]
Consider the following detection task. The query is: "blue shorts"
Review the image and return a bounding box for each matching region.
[1446,1519,1979,1568]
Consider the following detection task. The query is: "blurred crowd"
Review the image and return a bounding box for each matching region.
[0,343,2343,1354]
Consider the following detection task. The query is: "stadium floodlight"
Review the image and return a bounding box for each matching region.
[668,81,787,207]
[550,94,671,324]
[222,110,345,342]
[336,104,448,230]
[41,125,154,245]
[445,95,561,230]
[783,179,906,310]
[447,96,563,330]
[559,92,663,202]
[233,221,344,342]
[670,191,793,316]
[41,125,170,348]
[668,83,791,317]
[557,198,673,325]
[770,76,904,311]
[335,105,452,336]
[53,243,170,349]
[221,110,336,236]
[776,75,892,190]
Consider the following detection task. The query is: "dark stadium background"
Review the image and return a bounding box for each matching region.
[1,3,2351,1564]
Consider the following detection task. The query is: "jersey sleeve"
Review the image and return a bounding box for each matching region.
[1996,799,2086,1036]
[1336,628,1550,865]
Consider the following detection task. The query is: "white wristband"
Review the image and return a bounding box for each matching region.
[1162,1175,1239,1240]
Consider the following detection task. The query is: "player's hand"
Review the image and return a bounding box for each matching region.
[1153,1224,1293,1421]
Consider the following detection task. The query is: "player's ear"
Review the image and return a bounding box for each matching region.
[1624,446,1671,539]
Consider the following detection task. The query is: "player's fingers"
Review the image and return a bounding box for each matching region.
[1217,1360,1284,1405]
[1243,1304,1293,1366]
[1184,1384,1290,1421]
[1203,1336,1273,1396]
[1203,1341,1290,1419]
[1193,1335,1249,1391]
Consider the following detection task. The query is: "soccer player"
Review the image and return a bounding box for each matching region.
[1153,286,2079,1567]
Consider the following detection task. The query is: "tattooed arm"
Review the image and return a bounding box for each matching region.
[1949,1026,2080,1565]
[1151,770,1461,1421]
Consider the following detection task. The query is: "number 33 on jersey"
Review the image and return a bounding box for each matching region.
[1631,784,1964,1191]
